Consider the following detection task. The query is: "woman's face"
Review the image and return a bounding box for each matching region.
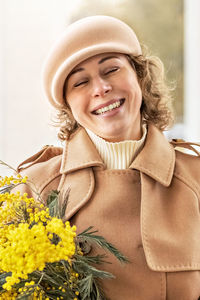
[65,53,142,142]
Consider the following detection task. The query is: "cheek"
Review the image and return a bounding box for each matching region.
[67,97,79,118]
[136,84,142,101]
[124,79,142,100]
[70,91,91,112]
[126,80,143,110]
[130,76,142,99]
[69,104,80,120]
[67,95,87,123]
[67,93,80,110]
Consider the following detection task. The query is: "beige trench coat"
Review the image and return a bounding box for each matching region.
[17,124,200,299]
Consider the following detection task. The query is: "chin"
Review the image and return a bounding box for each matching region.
[99,132,123,142]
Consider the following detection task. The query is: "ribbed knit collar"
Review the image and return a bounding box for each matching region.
[85,124,147,169]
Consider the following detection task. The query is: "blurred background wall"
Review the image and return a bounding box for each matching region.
[0,0,199,174]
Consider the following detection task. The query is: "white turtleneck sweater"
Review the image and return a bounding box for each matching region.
[86,124,147,169]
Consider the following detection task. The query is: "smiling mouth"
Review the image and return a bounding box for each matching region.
[92,98,125,115]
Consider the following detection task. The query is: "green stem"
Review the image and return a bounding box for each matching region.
[0,160,17,174]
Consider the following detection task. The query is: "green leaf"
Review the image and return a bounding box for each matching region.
[59,188,70,220]
[0,272,10,290]
[78,227,129,264]
[78,273,107,300]
[74,254,108,265]
[0,184,14,194]
[46,189,70,220]
[46,190,60,218]
[46,190,60,206]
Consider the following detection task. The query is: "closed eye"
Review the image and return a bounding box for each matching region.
[104,67,119,75]
[74,80,88,87]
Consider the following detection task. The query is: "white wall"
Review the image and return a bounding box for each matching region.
[184,0,200,141]
[0,0,5,160]
[0,0,82,174]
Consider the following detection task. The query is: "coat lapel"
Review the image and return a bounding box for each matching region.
[130,123,175,186]
[59,127,105,220]
[60,127,105,174]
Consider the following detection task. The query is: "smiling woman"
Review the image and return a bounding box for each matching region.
[16,15,200,300]
[65,53,142,142]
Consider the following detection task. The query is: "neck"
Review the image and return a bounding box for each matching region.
[104,126,142,142]
[96,116,142,142]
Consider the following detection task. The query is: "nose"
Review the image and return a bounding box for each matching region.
[91,77,112,98]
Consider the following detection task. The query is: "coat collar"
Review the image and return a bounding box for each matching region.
[60,124,175,186]
[60,127,105,174]
[130,123,175,186]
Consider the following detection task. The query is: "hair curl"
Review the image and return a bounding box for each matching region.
[55,51,174,141]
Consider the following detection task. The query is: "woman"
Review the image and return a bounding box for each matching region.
[17,16,200,299]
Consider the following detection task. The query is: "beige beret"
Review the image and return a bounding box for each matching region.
[42,15,142,109]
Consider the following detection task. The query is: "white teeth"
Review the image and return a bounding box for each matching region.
[95,100,121,115]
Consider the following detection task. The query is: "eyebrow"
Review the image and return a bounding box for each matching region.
[98,55,118,64]
[68,67,85,79]
[67,55,119,80]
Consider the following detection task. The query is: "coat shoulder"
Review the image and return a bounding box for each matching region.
[17,145,63,172]
[170,139,200,190]
[16,145,63,193]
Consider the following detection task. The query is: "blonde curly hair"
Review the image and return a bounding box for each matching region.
[55,52,174,141]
